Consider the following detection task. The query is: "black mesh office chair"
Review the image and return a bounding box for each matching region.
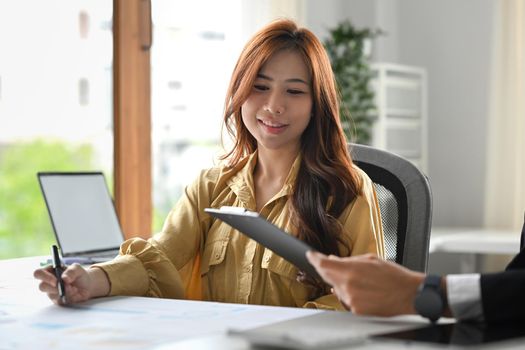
[349,143,433,272]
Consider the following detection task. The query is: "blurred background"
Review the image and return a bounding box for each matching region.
[0,0,523,275]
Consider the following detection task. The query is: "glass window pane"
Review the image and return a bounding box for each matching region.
[0,1,113,258]
[151,0,242,231]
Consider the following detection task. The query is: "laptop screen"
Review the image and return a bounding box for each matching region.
[38,172,124,255]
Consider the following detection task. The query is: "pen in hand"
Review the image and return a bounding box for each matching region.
[51,245,67,304]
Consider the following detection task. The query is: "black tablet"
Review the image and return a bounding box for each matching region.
[373,322,525,347]
[204,207,320,279]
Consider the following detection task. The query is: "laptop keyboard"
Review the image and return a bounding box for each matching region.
[64,249,120,262]
[87,250,120,259]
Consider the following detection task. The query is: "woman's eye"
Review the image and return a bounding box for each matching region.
[288,89,304,95]
[254,85,268,91]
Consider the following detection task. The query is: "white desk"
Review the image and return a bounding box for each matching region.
[429,227,521,273]
[430,227,521,255]
[1,256,523,350]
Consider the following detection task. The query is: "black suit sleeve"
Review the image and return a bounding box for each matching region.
[481,268,525,323]
[522,212,525,250]
[480,219,525,323]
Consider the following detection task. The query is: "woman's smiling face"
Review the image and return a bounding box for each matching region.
[241,49,313,153]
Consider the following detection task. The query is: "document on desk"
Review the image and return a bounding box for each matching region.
[0,296,320,350]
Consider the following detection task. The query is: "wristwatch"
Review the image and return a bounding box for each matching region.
[413,275,445,322]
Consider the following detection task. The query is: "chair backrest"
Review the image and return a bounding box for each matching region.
[349,143,432,272]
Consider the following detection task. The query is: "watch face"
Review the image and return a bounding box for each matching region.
[414,288,443,322]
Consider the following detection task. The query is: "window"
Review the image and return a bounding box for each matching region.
[0,1,113,258]
[150,0,242,230]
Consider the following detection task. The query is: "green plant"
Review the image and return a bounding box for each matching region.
[324,20,382,144]
[0,140,95,258]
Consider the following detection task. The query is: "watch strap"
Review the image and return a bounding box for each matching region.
[414,274,445,322]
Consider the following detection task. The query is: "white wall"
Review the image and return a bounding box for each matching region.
[398,0,494,228]
[306,0,495,228]
[305,0,375,40]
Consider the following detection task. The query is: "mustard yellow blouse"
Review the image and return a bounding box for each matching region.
[95,152,384,310]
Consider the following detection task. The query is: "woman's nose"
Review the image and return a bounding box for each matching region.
[264,92,285,115]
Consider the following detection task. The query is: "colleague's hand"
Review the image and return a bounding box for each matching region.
[306,251,425,317]
[33,264,110,305]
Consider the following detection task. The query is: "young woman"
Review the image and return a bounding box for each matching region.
[34,19,384,310]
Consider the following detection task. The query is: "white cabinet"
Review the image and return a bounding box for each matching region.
[370,63,428,172]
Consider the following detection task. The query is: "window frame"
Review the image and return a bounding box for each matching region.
[113,0,152,239]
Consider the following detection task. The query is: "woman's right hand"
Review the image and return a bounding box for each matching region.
[33,264,110,305]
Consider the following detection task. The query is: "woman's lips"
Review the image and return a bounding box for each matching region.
[257,119,288,134]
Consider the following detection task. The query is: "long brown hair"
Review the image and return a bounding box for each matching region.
[221,19,361,257]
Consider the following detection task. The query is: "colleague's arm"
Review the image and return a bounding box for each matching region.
[445,274,483,321]
[479,220,525,322]
[447,266,525,323]
[308,218,525,322]
[307,251,525,323]
[307,252,474,318]
[306,252,424,316]
[481,269,525,323]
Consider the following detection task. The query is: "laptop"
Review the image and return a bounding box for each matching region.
[38,172,124,264]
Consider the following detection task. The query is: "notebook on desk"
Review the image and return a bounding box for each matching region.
[38,172,124,264]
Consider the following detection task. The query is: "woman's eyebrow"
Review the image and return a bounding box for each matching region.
[256,73,309,86]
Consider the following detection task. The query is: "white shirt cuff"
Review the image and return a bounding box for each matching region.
[446,274,484,322]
